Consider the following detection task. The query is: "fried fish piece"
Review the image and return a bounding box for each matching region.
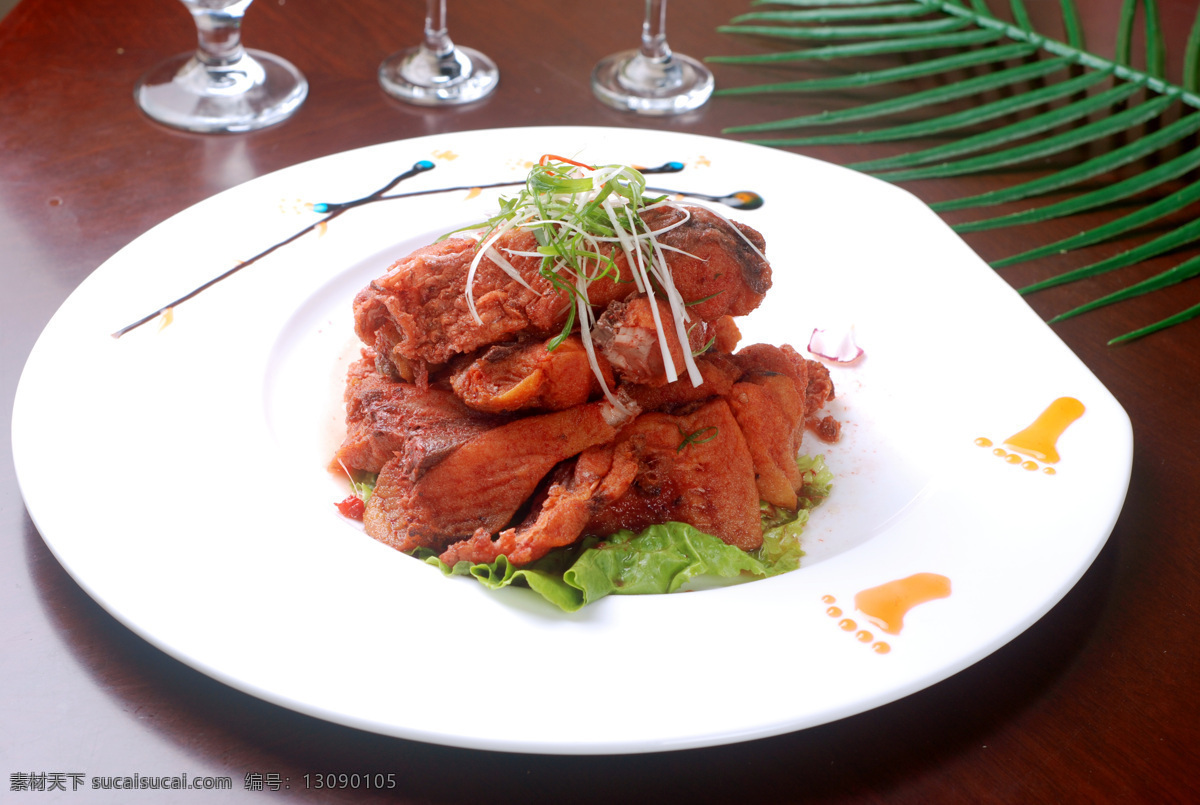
[449,334,611,413]
[353,206,771,379]
[585,398,763,552]
[623,351,742,413]
[728,370,807,510]
[362,399,636,554]
[726,343,846,506]
[590,295,701,387]
[438,441,640,567]
[638,205,771,321]
[331,352,502,477]
[442,397,763,567]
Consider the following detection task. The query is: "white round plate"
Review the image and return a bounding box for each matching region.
[13,126,1131,754]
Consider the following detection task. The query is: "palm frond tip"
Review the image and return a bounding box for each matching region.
[714,0,1200,344]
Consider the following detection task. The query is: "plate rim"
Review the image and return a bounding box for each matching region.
[11,125,1133,754]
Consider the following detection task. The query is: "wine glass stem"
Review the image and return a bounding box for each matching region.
[423,0,454,58]
[191,5,248,67]
[640,0,672,61]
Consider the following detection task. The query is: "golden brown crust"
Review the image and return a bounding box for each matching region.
[449,334,609,413]
[337,209,839,567]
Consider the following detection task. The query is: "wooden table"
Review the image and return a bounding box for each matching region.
[3,0,1196,800]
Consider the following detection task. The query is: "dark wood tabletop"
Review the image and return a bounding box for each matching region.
[3,0,1197,801]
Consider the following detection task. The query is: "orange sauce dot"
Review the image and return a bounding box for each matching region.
[854,573,952,635]
[1043,467,1057,476]
[1021,461,1039,471]
[975,437,993,447]
[855,630,873,643]
[821,594,836,604]
[993,448,1007,457]
[1005,454,1022,464]
[826,606,842,617]
[839,619,857,631]
[872,642,892,654]
[1003,397,1085,464]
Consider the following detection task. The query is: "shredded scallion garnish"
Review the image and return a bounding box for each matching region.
[677,425,720,452]
[451,155,711,404]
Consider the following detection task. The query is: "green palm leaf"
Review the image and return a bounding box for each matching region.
[846,80,1145,172]
[715,42,1038,96]
[927,101,1200,208]
[712,0,1200,343]
[1021,216,1200,294]
[744,67,1113,146]
[706,27,1008,64]
[869,86,1171,181]
[719,17,974,40]
[731,4,936,24]
[962,151,1200,244]
[724,57,1074,133]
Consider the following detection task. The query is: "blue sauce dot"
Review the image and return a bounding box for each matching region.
[666,161,685,172]
[312,203,330,213]
[415,160,435,170]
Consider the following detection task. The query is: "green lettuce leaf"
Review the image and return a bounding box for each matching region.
[417,545,591,612]
[415,455,832,612]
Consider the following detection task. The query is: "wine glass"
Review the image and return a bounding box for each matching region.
[591,0,714,115]
[135,0,308,133]
[378,0,499,105]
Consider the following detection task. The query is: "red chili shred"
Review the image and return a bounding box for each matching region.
[336,495,366,521]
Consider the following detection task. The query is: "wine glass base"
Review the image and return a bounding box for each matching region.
[135,49,308,134]
[591,49,714,115]
[379,45,499,106]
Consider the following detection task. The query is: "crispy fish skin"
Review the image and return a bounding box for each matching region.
[438,441,640,567]
[362,399,634,554]
[722,344,809,509]
[353,207,771,376]
[584,398,764,552]
[343,342,834,566]
[331,352,502,476]
[336,202,844,571]
[639,205,771,320]
[439,397,764,567]
[624,351,742,413]
[449,334,611,413]
[353,230,620,373]
[728,372,806,511]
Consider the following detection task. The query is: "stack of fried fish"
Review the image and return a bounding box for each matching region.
[333,204,839,568]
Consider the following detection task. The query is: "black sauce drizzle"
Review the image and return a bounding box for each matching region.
[112,160,437,338]
[111,159,762,338]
